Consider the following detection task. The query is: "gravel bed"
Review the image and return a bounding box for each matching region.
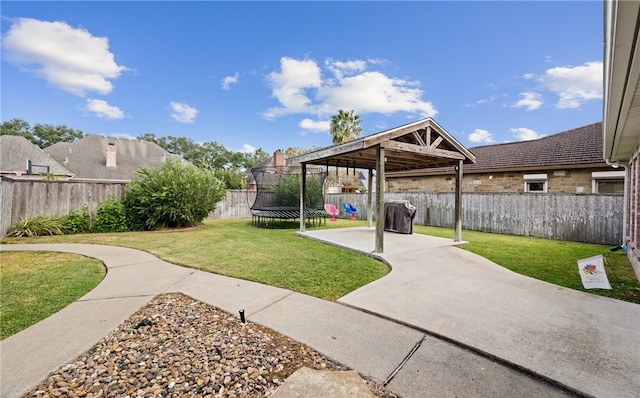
[24,293,398,398]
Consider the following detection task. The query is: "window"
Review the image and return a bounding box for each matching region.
[592,171,625,194]
[523,174,548,193]
[596,180,625,193]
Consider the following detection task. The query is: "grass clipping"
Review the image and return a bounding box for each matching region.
[25,293,397,398]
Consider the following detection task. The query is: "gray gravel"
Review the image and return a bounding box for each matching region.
[23,293,397,398]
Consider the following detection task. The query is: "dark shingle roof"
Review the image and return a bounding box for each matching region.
[0,135,73,176]
[388,122,604,175]
[44,135,183,180]
[468,122,603,170]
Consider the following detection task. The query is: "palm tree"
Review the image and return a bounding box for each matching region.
[329,109,362,144]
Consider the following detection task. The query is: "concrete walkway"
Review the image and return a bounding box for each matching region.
[299,227,640,398]
[1,231,638,398]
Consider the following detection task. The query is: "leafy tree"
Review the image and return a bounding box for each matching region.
[124,160,227,230]
[0,118,83,148]
[0,119,33,141]
[137,133,199,160]
[330,109,362,144]
[212,168,245,190]
[192,141,233,170]
[241,148,269,169]
[137,133,270,188]
[32,124,83,148]
[138,133,167,148]
[165,135,199,159]
[137,133,267,170]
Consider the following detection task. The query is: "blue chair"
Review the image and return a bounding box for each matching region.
[342,203,358,220]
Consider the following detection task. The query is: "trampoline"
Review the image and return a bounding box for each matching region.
[248,165,328,228]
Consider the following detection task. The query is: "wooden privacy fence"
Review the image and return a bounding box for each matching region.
[1,177,127,237]
[325,192,623,245]
[213,191,623,245]
[209,190,256,219]
[1,180,623,245]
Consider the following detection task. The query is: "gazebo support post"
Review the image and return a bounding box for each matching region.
[375,146,385,253]
[300,163,307,232]
[367,168,374,227]
[454,159,463,242]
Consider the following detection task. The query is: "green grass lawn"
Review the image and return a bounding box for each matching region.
[0,251,105,339]
[2,218,639,318]
[1,218,389,302]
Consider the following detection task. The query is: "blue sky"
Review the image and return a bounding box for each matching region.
[1,1,604,155]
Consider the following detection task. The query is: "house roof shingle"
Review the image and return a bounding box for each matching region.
[44,135,183,181]
[388,122,604,176]
[0,135,73,176]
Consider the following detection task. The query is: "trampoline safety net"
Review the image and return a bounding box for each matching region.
[248,165,328,227]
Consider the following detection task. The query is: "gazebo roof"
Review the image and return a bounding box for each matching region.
[289,118,476,171]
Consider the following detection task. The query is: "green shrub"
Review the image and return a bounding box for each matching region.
[65,204,90,234]
[122,194,147,231]
[124,161,227,230]
[91,197,127,233]
[6,214,67,237]
[274,174,325,208]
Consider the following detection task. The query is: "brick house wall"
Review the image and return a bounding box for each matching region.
[387,167,616,194]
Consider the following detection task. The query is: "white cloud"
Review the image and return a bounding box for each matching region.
[510,127,544,141]
[367,57,390,66]
[468,129,494,144]
[170,101,198,123]
[240,144,257,154]
[539,61,602,109]
[325,58,367,79]
[512,92,543,111]
[374,121,388,130]
[263,56,437,121]
[2,18,126,96]
[84,99,124,120]
[263,57,323,119]
[465,95,498,107]
[299,118,330,132]
[222,72,239,90]
[320,71,437,117]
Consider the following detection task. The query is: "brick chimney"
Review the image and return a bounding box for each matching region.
[106,143,117,168]
[274,149,285,173]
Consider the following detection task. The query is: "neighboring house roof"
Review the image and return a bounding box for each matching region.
[0,135,73,176]
[44,134,184,181]
[388,122,605,176]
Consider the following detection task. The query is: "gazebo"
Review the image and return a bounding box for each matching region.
[288,118,476,253]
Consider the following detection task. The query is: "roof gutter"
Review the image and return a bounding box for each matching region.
[606,158,628,247]
[603,0,640,161]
